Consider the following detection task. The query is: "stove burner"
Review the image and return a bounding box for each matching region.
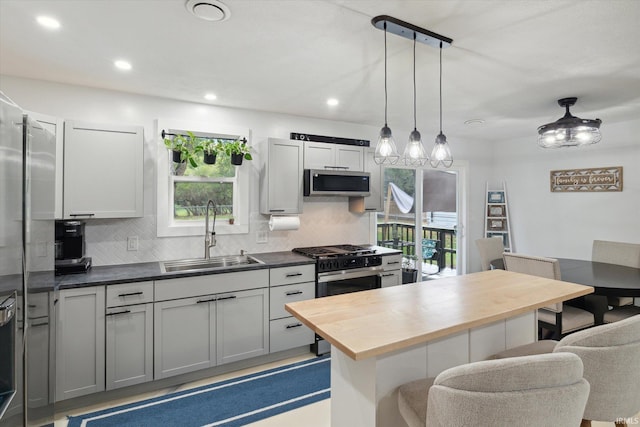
[292,244,376,258]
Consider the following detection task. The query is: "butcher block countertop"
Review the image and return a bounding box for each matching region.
[285,269,593,361]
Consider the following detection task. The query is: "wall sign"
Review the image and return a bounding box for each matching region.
[550,166,623,192]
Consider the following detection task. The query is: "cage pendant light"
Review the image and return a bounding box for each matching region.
[537,97,602,148]
[374,22,400,165]
[430,41,453,168]
[402,33,428,166]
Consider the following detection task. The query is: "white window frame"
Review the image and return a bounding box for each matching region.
[156,118,250,237]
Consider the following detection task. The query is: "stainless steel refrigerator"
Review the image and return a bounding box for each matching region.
[0,92,56,426]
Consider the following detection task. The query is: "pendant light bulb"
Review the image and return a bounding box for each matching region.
[403,33,428,166]
[374,21,399,165]
[430,41,453,168]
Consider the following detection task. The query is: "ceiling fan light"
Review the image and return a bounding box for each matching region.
[537,97,602,148]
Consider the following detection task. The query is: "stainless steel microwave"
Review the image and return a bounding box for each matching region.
[303,169,370,197]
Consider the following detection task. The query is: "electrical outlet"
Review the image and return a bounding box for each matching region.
[256,231,268,244]
[127,236,139,251]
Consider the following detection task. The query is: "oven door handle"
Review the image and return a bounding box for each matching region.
[318,268,384,283]
[0,296,16,327]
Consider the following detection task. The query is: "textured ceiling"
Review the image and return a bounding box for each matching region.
[1,0,639,143]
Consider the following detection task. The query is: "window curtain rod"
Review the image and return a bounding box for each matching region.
[161,129,247,144]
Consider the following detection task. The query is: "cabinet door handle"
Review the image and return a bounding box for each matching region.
[286,323,303,329]
[197,298,217,304]
[69,213,95,217]
[106,309,131,316]
[285,273,302,277]
[216,295,237,301]
[380,273,395,278]
[386,261,400,265]
[118,291,143,297]
[285,290,303,296]
[270,209,285,212]
[31,321,49,327]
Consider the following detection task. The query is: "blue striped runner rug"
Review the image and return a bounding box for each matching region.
[67,356,330,427]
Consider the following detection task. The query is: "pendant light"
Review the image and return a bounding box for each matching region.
[402,33,428,166]
[429,41,453,168]
[374,22,400,165]
[537,97,602,148]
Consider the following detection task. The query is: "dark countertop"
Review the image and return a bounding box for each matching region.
[29,246,401,292]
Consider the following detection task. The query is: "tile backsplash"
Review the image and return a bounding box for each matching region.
[84,201,371,266]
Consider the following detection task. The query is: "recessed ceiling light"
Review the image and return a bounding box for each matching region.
[36,15,61,30]
[204,93,217,101]
[114,60,132,71]
[464,119,485,125]
[185,0,230,22]
[327,98,339,107]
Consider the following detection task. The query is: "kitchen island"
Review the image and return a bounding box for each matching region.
[285,269,593,427]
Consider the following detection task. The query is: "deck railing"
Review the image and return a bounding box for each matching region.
[377,222,457,271]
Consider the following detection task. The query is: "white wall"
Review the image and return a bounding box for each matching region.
[491,119,640,261]
[7,75,634,272]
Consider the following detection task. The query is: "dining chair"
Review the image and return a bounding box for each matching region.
[475,237,504,271]
[554,314,640,427]
[503,253,594,340]
[592,240,640,307]
[397,352,589,427]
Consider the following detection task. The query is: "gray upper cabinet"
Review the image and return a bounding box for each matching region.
[303,141,364,172]
[260,138,303,214]
[349,147,383,213]
[63,120,144,219]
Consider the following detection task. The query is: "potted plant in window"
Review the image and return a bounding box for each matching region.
[200,139,220,165]
[164,131,200,168]
[224,139,252,166]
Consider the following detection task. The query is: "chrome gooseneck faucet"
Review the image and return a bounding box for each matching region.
[204,199,217,259]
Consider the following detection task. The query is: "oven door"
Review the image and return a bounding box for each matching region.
[317,267,383,297]
[0,292,17,420]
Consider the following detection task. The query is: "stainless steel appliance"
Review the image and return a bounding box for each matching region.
[0,292,17,420]
[303,169,370,197]
[54,220,91,275]
[292,244,384,355]
[0,92,55,426]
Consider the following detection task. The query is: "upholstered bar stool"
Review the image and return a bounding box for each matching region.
[491,315,640,427]
[397,353,589,427]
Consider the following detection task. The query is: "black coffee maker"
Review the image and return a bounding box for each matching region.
[55,220,92,275]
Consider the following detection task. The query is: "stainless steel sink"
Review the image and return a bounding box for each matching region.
[161,255,263,273]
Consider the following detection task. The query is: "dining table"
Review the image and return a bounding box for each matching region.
[491,257,640,324]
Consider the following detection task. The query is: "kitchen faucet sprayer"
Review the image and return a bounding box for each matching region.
[204,199,217,259]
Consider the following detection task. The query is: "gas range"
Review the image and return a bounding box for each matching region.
[292,244,382,273]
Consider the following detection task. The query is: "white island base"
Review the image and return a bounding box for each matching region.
[330,312,536,427]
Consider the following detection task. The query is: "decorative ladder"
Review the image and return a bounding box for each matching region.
[484,182,513,252]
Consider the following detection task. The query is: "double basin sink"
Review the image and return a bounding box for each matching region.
[161,255,263,274]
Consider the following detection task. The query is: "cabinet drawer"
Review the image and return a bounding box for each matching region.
[382,254,402,270]
[380,270,402,288]
[106,281,153,307]
[270,281,315,320]
[270,317,314,353]
[26,292,49,318]
[155,269,269,302]
[270,264,315,287]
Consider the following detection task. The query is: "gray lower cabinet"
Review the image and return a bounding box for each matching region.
[105,281,154,390]
[55,286,105,401]
[269,265,315,352]
[154,287,269,380]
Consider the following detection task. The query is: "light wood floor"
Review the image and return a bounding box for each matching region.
[54,354,637,427]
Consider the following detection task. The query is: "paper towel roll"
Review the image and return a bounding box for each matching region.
[269,215,300,231]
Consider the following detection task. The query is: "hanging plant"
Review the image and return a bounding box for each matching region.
[164,131,200,168]
[224,139,252,166]
[200,139,221,165]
